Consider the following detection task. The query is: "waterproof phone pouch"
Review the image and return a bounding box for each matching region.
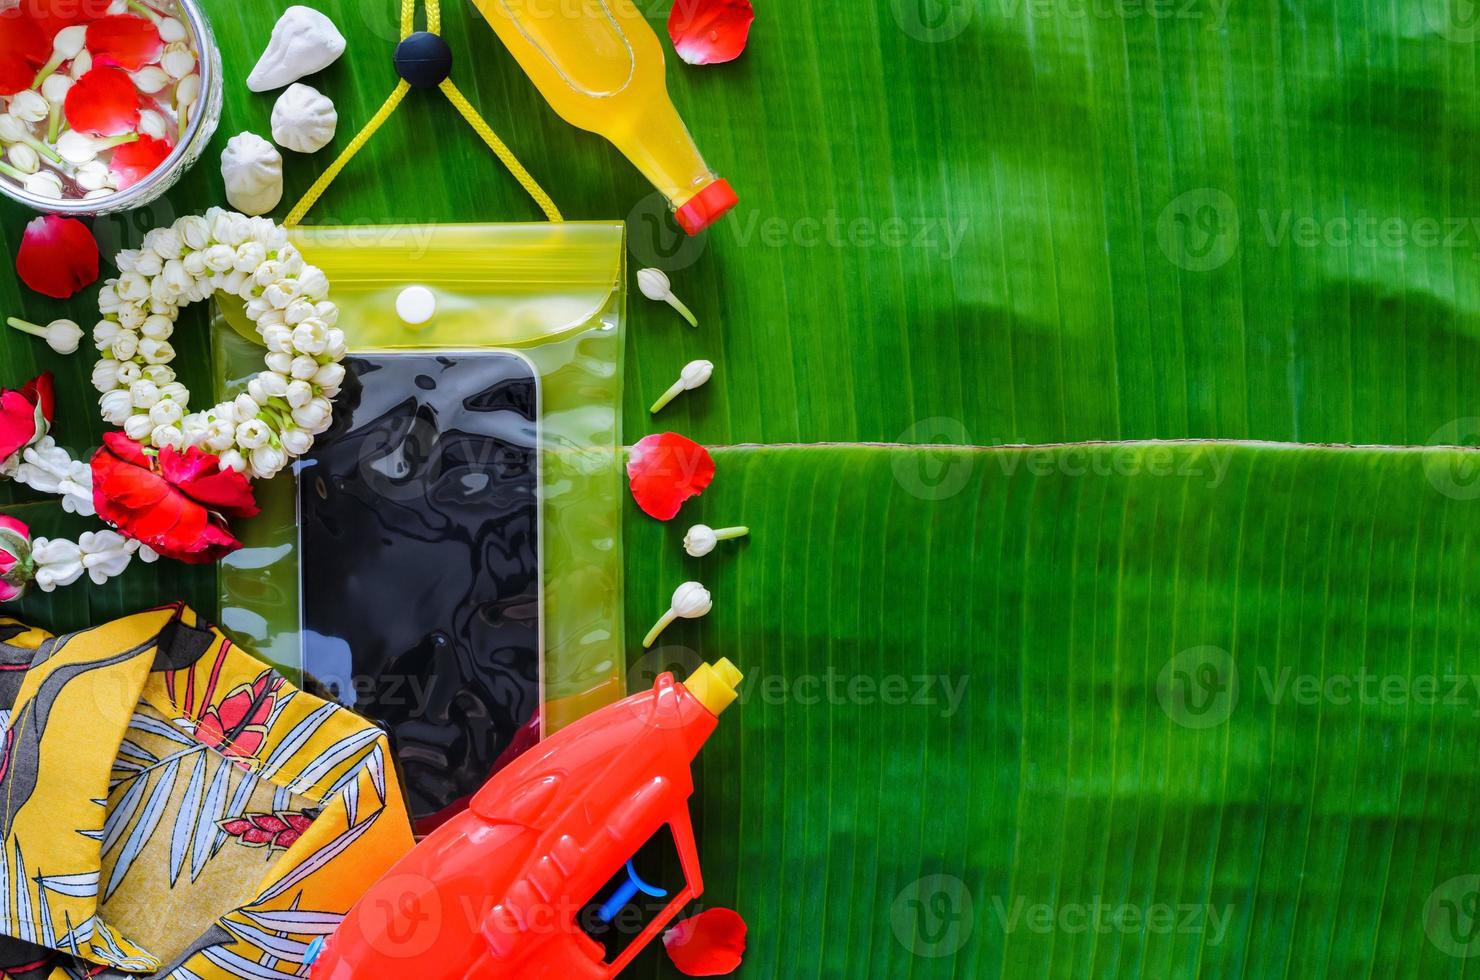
[213,222,629,829]
[299,351,541,825]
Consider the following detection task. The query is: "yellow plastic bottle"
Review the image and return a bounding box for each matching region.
[471,0,738,235]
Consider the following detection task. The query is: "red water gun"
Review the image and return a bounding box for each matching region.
[308,659,744,979]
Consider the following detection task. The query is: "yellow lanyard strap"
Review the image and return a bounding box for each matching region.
[284,0,564,228]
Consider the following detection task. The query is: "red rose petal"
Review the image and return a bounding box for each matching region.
[15,0,115,41]
[160,443,260,519]
[0,12,48,96]
[0,391,38,462]
[21,372,52,428]
[668,0,754,66]
[109,133,172,189]
[627,432,715,520]
[0,515,28,540]
[663,908,748,976]
[17,215,100,300]
[64,65,140,136]
[86,13,162,72]
[0,372,52,461]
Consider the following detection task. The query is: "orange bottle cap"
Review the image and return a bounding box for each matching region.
[675,179,738,235]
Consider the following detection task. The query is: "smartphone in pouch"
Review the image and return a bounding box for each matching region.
[298,352,541,831]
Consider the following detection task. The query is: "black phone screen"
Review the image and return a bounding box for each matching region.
[298,352,541,828]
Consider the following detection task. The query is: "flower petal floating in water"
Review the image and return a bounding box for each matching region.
[627,431,715,520]
[667,0,755,66]
[0,13,48,95]
[18,0,114,43]
[64,65,140,136]
[17,215,99,299]
[86,13,163,72]
[663,908,748,976]
[109,132,170,188]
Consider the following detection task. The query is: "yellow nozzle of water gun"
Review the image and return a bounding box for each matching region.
[685,659,744,716]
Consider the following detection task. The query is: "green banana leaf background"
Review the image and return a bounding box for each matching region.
[4,0,1480,975]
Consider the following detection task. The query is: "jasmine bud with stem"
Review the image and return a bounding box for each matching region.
[6,143,38,175]
[637,267,698,327]
[683,524,749,558]
[40,74,72,143]
[643,581,713,648]
[0,113,61,165]
[57,130,136,166]
[8,317,83,355]
[30,25,86,90]
[650,359,714,414]
[175,73,200,140]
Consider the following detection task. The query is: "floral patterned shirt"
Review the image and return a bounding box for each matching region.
[0,605,414,978]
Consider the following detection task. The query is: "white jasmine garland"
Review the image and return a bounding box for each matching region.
[90,210,344,481]
[29,531,157,593]
[3,212,343,602]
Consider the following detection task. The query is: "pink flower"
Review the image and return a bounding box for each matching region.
[0,515,32,603]
[0,372,53,464]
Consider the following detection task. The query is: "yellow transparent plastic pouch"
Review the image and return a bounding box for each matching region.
[211,223,628,739]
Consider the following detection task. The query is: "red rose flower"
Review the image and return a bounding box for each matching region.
[90,432,260,564]
[0,372,53,464]
[16,216,99,299]
[64,64,139,136]
[668,0,755,66]
[628,432,716,520]
[663,908,748,976]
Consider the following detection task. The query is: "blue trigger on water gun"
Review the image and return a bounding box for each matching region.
[597,860,668,924]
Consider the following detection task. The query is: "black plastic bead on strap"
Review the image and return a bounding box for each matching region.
[395,31,454,89]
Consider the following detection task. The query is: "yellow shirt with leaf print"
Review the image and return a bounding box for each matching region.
[0,604,414,978]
